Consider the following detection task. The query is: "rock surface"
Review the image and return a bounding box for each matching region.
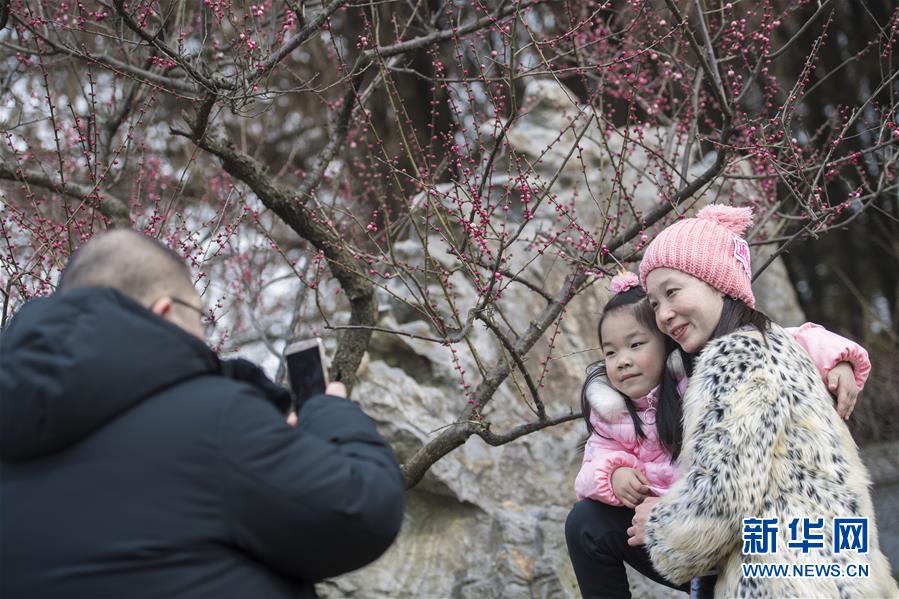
[861,441,899,577]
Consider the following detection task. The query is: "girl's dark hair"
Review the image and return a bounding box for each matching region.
[655,295,771,461]
[580,285,662,441]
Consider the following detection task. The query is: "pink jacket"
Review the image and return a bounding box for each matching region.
[574,322,870,506]
[575,384,678,505]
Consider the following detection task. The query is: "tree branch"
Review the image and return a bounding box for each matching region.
[183,88,375,388]
[766,0,832,60]
[476,412,581,446]
[4,26,196,95]
[112,0,218,91]
[251,0,351,84]
[401,272,582,487]
[664,0,731,117]
[0,164,130,228]
[606,124,734,255]
[362,0,543,61]
[479,313,545,419]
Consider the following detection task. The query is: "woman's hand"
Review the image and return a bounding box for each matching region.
[611,467,651,509]
[827,361,858,420]
[627,496,661,546]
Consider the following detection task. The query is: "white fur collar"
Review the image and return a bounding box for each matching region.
[585,375,628,421]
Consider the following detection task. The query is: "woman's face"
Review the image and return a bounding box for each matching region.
[644,268,725,353]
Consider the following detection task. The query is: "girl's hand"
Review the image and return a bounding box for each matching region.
[827,361,858,420]
[611,467,651,509]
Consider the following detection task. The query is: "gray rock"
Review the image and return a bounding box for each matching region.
[860,441,899,577]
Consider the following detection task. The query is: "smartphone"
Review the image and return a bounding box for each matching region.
[284,338,329,408]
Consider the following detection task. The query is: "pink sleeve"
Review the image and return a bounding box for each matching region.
[574,415,645,506]
[787,322,871,391]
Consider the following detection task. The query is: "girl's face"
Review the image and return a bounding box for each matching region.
[644,268,725,353]
[600,309,667,400]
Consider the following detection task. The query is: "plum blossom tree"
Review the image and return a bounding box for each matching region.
[1,0,896,484]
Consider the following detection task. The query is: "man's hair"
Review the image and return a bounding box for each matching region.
[58,229,195,305]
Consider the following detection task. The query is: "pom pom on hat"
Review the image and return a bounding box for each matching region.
[695,204,753,236]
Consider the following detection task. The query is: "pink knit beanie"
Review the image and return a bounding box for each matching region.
[639,204,755,308]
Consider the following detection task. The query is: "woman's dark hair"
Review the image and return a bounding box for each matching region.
[654,341,687,461]
[713,296,771,339]
[580,285,664,441]
[655,295,771,461]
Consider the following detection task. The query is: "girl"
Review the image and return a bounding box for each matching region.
[633,204,896,597]
[567,272,692,598]
[567,263,874,598]
[574,272,676,509]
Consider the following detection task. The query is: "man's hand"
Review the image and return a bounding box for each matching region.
[611,467,650,509]
[326,382,347,398]
[827,361,858,420]
[627,496,661,546]
[287,382,348,427]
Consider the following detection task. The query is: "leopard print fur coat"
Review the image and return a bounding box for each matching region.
[645,323,897,598]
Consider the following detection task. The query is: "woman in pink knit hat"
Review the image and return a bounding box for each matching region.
[566,206,877,598]
[619,204,897,598]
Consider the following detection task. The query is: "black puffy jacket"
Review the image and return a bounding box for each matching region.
[0,288,404,598]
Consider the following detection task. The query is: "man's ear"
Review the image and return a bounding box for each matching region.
[150,296,173,317]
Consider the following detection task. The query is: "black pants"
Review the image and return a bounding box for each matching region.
[565,499,688,598]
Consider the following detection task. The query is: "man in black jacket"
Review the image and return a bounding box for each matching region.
[0,230,405,598]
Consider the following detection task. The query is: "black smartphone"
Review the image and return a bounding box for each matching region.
[284,338,329,408]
